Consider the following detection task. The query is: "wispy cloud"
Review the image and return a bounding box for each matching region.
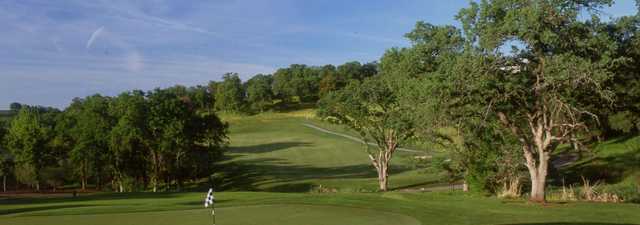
[86,26,104,49]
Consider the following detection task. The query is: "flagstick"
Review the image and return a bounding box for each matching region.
[212,207,216,225]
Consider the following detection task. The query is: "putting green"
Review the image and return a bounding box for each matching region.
[1,204,421,225]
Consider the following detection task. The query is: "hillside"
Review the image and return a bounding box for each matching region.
[218,110,440,192]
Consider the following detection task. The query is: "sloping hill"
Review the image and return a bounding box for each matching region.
[218,110,440,192]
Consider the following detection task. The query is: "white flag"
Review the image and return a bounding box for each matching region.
[204,188,215,208]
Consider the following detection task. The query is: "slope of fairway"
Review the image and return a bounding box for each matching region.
[219,110,438,192]
[2,192,639,225]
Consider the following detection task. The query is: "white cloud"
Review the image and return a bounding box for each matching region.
[86,26,105,49]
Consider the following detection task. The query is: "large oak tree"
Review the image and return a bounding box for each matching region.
[454,0,616,202]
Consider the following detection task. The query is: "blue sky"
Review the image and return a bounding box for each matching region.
[0,0,637,109]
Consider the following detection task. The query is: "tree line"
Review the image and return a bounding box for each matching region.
[0,87,228,192]
[319,0,640,202]
[213,62,377,113]
[0,61,378,192]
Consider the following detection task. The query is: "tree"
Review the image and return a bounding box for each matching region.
[454,0,616,202]
[214,73,246,112]
[41,165,66,192]
[147,88,195,191]
[0,120,14,192]
[318,76,418,191]
[245,74,274,112]
[9,102,22,112]
[108,91,149,192]
[272,64,321,104]
[188,85,214,112]
[67,95,114,190]
[604,14,640,134]
[318,65,338,97]
[4,107,58,191]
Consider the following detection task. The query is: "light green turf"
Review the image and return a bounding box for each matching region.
[218,110,438,192]
[2,192,639,225]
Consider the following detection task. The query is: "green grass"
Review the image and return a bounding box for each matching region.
[557,135,640,185]
[218,110,437,192]
[2,109,639,225]
[1,191,639,225]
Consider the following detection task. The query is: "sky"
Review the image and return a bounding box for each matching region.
[0,0,638,109]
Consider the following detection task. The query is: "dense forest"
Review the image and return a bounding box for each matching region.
[1,0,640,203]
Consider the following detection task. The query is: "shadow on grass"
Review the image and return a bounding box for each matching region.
[0,192,185,205]
[227,142,313,154]
[0,204,97,216]
[389,180,443,191]
[555,142,640,184]
[500,223,639,225]
[215,156,413,192]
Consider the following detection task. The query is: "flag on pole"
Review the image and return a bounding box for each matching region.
[204,188,215,207]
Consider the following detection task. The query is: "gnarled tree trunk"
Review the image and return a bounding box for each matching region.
[368,130,398,192]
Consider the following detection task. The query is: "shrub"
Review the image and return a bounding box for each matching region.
[601,181,640,203]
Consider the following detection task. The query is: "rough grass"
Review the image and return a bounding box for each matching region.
[1,191,639,225]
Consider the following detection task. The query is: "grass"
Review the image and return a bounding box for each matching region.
[1,191,639,225]
[217,110,438,192]
[556,135,640,185]
[1,109,639,225]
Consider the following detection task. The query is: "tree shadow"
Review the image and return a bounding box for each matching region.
[0,192,186,205]
[227,142,313,154]
[555,142,640,184]
[214,157,413,192]
[0,204,97,216]
[389,180,443,191]
[499,223,638,225]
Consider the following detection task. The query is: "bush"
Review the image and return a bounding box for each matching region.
[601,181,640,203]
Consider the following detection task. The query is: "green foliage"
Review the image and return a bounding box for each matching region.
[187,85,214,112]
[65,95,114,189]
[40,165,67,191]
[3,106,59,189]
[108,90,149,191]
[13,163,37,188]
[245,74,274,112]
[273,64,321,104]
[441,0,620,201]
[318,76,416,146]
[318,76,422,190]
[215,73,246,112]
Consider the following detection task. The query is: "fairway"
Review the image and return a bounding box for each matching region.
[2,192,639,225]
[219,111,438,192]
[1,204,420,225]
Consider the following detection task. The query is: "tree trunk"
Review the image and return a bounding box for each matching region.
[524,144,550,203]
[81,160,87,191]
[530,174,546,202]
[3,175,6,192]
[377,161,389,191]
[462,180,469,192]
[151,152,160,192]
